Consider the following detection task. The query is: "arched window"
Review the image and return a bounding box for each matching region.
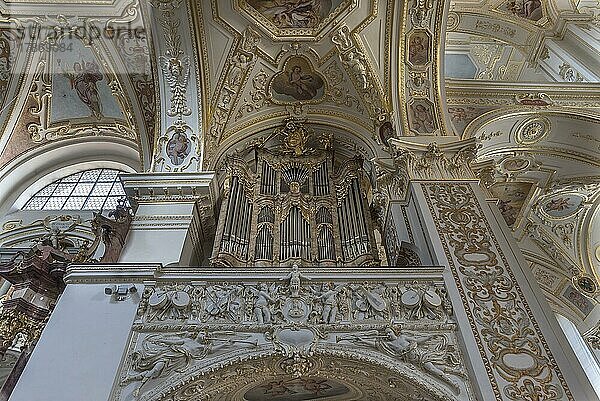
[22,168,126,211]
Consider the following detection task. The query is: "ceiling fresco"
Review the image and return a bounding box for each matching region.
[238,0,353,38]
[198,0,392,168]
[0,0,597,336]
[0,0,156,171]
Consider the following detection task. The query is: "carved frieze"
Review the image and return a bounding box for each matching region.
[111,266,473,400]
[423,182,573,400]
[389,139,478,181]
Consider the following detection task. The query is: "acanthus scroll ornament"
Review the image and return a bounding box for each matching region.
[159,51,191,118]
[390,140,478,181]
[114,266,468,400]
[424,183,572,400]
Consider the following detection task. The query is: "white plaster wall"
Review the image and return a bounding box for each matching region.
[9,283,141,401]
[119,202,195,265]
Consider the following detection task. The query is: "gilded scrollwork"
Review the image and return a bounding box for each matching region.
[423,183,572,401]
[235,68,271,121]
[209,27,259,143]
[322,60,363,113]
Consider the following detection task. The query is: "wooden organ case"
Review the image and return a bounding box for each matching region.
[211,121,379,267]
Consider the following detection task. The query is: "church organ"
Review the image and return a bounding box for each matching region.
[211,121,378,267]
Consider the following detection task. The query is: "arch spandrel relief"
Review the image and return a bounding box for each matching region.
[110,266,475,401]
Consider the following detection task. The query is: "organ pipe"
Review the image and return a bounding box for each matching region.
[337,178,370,261]
[214,145,375,266]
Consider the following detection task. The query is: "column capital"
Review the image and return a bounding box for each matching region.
[389,137,478,181]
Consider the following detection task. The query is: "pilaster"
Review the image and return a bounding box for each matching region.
[119,172,215,266]
[381,138,597,400]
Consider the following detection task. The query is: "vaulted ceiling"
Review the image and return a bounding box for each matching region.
[0,0,598,330]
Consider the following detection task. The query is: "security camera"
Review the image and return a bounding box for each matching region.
[104,284,136,301]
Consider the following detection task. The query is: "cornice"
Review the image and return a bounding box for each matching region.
[120,171,216,205]
[64,264,446,284]
[446,79,600,103]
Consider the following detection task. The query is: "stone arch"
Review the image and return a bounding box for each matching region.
[208,117,382,172]
[147,350,455,401]
[461,107,600,142]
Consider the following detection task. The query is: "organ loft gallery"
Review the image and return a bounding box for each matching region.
[0,0,599,400]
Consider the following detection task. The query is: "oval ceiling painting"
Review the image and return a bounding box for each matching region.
[541,193,584,219]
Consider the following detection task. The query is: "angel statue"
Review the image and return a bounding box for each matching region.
[280,264,311,298]
[311,282,345,324]
[337,328,461,393]
[248,283,275,324]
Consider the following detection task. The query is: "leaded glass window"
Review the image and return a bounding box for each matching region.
[23,169,127,211]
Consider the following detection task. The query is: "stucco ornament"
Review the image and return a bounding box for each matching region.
[113,266,473,400]
[331,25,387,123]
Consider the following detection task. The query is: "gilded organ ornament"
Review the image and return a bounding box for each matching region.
[211,120,378,267]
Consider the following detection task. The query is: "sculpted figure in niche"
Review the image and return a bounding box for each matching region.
[379,121,394,146]
[331,26,353,51]
[228,53,251,87]
[10,332,28,352]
